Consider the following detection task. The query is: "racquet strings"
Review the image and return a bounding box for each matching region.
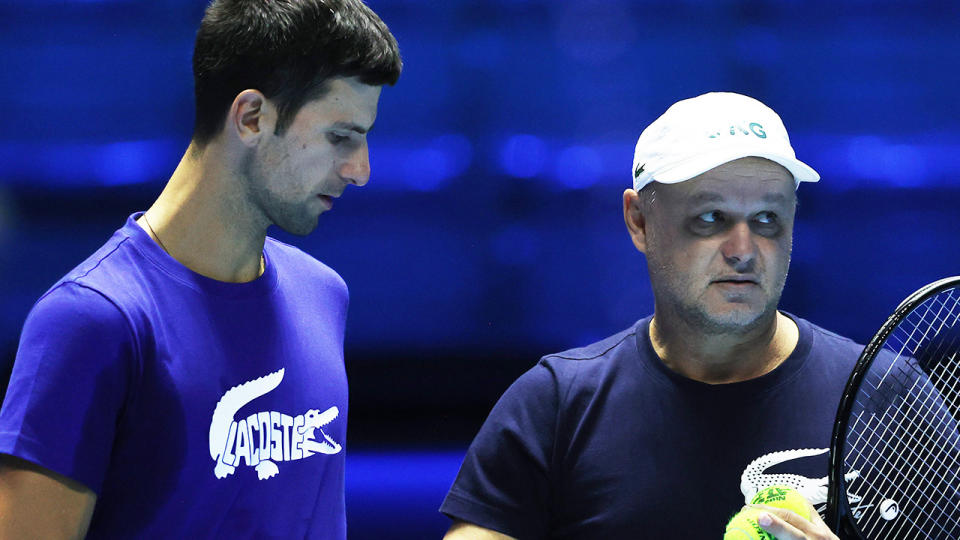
[842,285,960,539]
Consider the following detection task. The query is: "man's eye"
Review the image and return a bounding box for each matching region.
[754,212,777,225]
[327,133,349,145]
[697,211,722,224]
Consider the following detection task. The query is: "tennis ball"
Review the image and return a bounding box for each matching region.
[724,486,813,540]
[749,485,812,521]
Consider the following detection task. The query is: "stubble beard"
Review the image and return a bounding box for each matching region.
[269,201,319,237]
[675,287,779,336]
[649,259,789,337]
[241,152,319,237]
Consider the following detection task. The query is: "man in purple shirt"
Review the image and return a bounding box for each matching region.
[0,1,400,537]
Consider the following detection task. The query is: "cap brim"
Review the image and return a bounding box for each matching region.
[652,149,820,185]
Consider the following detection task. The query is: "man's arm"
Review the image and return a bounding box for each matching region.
[443,520,517,540]
[0,283,134,529]
[0,454,96,539]
[440,361,562,539]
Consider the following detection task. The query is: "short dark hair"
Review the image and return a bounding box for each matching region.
[191,0,402,148]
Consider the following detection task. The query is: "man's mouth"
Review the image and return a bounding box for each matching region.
[712,277,759,287]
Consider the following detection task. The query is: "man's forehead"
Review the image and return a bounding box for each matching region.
[701,156,792,180]
[302,77,381,126]
[659,169,796,207]
[683,188,793,206]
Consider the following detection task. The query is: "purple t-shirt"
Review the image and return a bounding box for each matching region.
[0,213,349,539]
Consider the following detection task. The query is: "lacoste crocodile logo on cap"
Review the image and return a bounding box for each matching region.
[634,163,645,178]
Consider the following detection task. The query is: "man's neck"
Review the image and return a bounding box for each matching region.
[136,144,267,283]
[648,310,799,385]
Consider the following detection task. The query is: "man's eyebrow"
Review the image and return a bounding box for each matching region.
[330,121,372,134]
[761,192,790,204]
[687,192,725,205]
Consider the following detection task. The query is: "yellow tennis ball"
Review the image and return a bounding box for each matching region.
[724,508,773,540]
[749,485,812,521]
[724,486,813,540]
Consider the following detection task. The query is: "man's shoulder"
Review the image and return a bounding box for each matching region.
[24,231,143,344]
[49,229,142,302]
[482,322,649,437]
[29,280,131,336]
[799,317,863,354]
[793,315,864,373]
[543,320,644,362]
[536,320,647,383]
[264,237,347,291]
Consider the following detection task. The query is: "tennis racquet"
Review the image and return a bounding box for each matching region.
[827,276,960,539]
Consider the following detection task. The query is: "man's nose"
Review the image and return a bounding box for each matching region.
[721,221,756,271]
[340,144,370,187]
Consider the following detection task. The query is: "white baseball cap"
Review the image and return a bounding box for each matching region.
[631,92,820,191]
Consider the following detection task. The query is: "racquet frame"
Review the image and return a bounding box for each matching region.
[827,276,960,539]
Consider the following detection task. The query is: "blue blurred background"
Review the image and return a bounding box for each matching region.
[2,0,959,537]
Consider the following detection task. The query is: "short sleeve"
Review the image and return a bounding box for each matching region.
[0,283,136,494]
[441,361,566,539]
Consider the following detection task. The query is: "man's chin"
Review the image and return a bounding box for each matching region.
[272,216,319,237]
[690,305,770,335]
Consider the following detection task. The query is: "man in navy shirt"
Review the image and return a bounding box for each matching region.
[443,93,848,539]
[0,1,400,537]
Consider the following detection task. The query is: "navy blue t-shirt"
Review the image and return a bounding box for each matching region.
[441,315,863,539]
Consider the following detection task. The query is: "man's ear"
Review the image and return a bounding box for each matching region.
[623,189,649,253]
[228,90,275,147]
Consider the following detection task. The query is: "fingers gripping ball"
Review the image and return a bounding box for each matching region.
[723,486,812,539]
[749,485,811,521]
[724,508,772,540]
